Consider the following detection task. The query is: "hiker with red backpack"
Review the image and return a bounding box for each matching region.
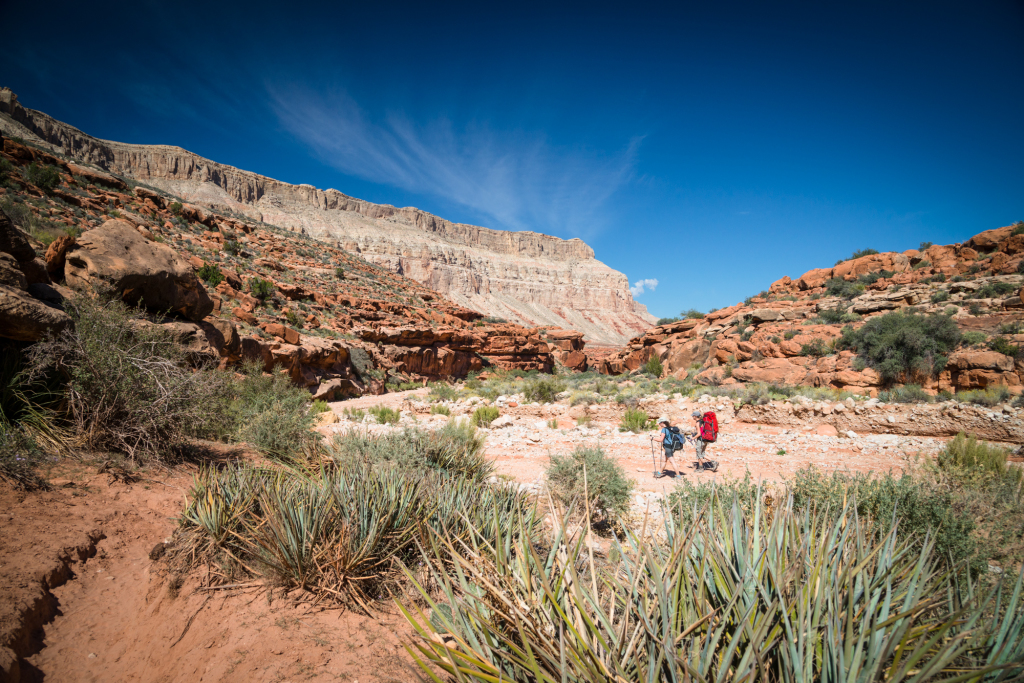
[688,409,719,472]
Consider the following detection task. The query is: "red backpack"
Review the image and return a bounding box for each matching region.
[699,412,719,442]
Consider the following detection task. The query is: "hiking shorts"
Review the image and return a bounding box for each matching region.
[694,438,708,460]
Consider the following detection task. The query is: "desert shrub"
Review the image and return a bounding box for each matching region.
[223,240,240,255]
[783,330,797,340]
[430,403,451,416]
[471,405,499,427]
[368,405,400,424]
[857,269,895,286]
[619,408,653,433]
[642,355,663,377]
[969,302,983,316]
[25,162,60,192]
[546,445,633,521]
[849,247,879,260]
[957,386,1011,407]
[799,338,830,357]
[999,321,1023,335]
[938,432,1018,482]
[878,384,932,403]
[971,281,1017,299]
[334,266,345,279]
[912,259,931,270]
[342,407,365,421]
[197,263,224,286]
[522,376,565,403]
[919,241,933,250]
[311,399,330,413]
[284,308,302,328]
[824,278,864,299]
[740,328,754,342]
[27,297,234,460]
[233,361,317,459]
[930,289,950,303]
[837,310,960,383]
[427,382,458,402]
[989,335,1021,357]
[480,316,507,324]
[961,331,987,346]
[168,201,183,215]
[0,425,48,490]
[682,309,704,319]
[1018,259,1024,275]
[816,305,858,324]
[575,414,592,426]
[326,422,490,481]
[656,316,681,325]
[248,277,274,299]
[568,391,600,406]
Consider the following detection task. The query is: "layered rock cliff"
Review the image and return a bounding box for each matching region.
[0,88,655,345]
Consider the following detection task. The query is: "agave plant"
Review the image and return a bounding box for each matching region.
[399,490,1024,682]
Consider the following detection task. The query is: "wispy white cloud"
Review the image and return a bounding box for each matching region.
[630,278,658,296]
[266,85,640,238]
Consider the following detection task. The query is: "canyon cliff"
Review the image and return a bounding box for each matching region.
[0,88,655,345]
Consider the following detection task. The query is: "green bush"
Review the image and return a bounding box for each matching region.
[546,446,633,521]
[957,386,1011,407]
[471,405,499,427]
[682,309,704,319]
[522,376,565,403]
[824,278,864,299]
[197,263,224,286]
[919,241,933,250]
[233,361,317,460]
[642,355,663,377]
[25,162,60,192]
[816,305,858,324]
[27,297,234,461]
[223,240,240,255]
[311,399,330,413]
[838,311,960,383]
[334,266,345,279]
[427,382,457,402]
[369,405,400,424]
[878,384,932,403]
[989,335,1021,357]
[1012,221,1024,236]
[568,390,600,406]
[856,269,895,286]
[799,338,830,357]
[619,407,653,432]
[248,277,274,299]
[342,407,365,421]
[168,201,183,215]
[656,316,681,325]
[971,281,1016,299]
[938,432,1018,482]
[930,289,950,303]
[784,330,797,340]
[430,404,451,416]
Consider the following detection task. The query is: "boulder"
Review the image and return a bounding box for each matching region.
[731,358,810,385]
[947,350,1015,373]
[64,219,213,321]
[0,253,27,289]
[44,234,76,278]
[199,317,242,359]
[749,308,782,323]
[0,209,35,262]
[967,225,1015,252]
[796,267,833,290]
[0,284,72,341]
[19,257,50,285]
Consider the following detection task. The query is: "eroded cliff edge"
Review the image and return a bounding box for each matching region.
[0,88,655,345]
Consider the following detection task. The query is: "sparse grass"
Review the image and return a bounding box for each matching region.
[957,386,1012,407]
[427,382,458,402]
[618,407,654,433]
[430,404,450,416]
[878,383,932,403]
[641,355,663,377]
[368,405,400,424]
[521,376,565,403]
[342,407,365,421]
[470,405,499,427]
[311,399,330,413]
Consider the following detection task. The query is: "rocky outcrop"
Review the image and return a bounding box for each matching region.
[602,225,1024,396]
[0,210,71,342]
[0,87,655,345]
[64,219,213,322]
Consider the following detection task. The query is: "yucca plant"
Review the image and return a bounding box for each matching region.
[399,490,1024,682]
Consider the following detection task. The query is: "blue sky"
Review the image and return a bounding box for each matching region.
[3,0,1022,318]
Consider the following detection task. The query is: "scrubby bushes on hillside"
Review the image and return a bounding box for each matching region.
[838,310,960,383]
[27,297,235,460]
[233,361,317,459]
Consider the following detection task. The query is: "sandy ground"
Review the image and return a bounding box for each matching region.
[327,389,943,496]
[0,459,427,683]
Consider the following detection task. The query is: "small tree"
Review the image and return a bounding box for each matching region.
[197,263,224,286]
[248,277,274,299]
[25,163,60,192]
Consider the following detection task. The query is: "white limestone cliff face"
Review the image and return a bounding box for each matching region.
[0,88,655,344]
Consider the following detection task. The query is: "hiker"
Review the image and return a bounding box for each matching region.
[653,416,683,478]
[688,409,719,471]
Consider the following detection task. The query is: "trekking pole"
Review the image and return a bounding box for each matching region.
[649,436,658,478]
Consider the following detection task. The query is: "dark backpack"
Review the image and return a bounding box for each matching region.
[665,426,686,451]
[698,412,719,443]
